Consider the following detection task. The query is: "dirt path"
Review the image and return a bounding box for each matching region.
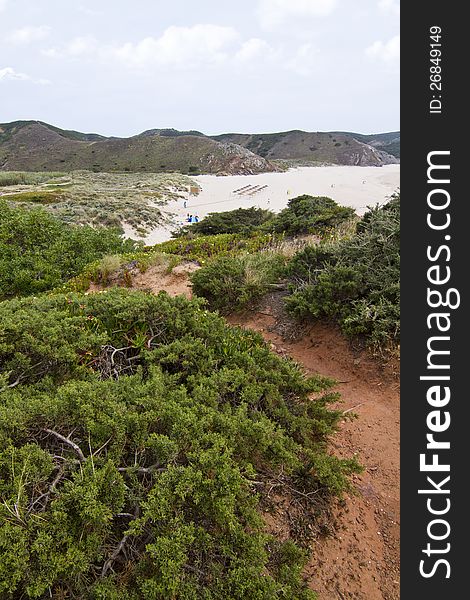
[228,312,400,600]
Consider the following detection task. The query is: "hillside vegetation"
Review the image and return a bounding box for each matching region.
[212,130,399,166]
[285,194,400,350]
[0,122,276,176]
[0,171,192,232]
[0,121,399,174]
[181,194,399,351]
[332,131,401,159]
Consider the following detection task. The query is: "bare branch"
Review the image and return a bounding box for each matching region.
[0,376,22,392]
[0,361,46,392]
[101,535,130,578]
[44,429,86,463]
[27,467,65,514]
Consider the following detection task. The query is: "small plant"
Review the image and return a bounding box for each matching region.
[96,254,124,283]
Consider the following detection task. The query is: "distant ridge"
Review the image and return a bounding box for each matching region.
[212,130,399,165]
[0,120,399,174]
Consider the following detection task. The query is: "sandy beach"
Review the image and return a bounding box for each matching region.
[126,164,400,245]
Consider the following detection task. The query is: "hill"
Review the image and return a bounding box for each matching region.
[212,130,399,166]
[0,119,106,143]
[0,121,399,173]
[332,131,400,159]
[0,121,277,175]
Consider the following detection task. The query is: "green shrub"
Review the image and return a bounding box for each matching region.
[191,253,287,313]
[0,201,136,299]
[0,288,358,599]
[272,195,355,237]
[286,194,400,350]
[156,232,274,262]
[177,207,275,237]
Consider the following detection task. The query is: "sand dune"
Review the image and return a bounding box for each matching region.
[126,164,400,245]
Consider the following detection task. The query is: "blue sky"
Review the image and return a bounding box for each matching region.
[0,0,399,136]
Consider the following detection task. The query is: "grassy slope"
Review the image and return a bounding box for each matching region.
[1,122,400,172]
[0,122,275,175]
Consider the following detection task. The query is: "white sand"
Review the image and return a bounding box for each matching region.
[130,165,400,245]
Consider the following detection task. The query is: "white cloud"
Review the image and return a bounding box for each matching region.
[234,38,276,63]
[0,0,8,12]
[6,26,51,45]
[257,0,337,30]
[109,25,240,69]
[0,66,50,84]
[44,25,241,70]
[366,35,400,62]
[378,0,400,16]
[40,24,323,79]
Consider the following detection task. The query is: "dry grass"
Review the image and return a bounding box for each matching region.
[0,170,196,232]
[0,171,66,186]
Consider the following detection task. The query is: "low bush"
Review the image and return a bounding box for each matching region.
[156,232,275,262]
[177,207,275,237]
[285,194,400,350]
[0,289,358,599]
[191,252,287,313]
[1,190,66,204]
[272,195,355,237]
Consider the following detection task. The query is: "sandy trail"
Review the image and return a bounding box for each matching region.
[126,165,400,244]
[228,312,400,600]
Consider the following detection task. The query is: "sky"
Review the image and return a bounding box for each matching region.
[0,0,400,137]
